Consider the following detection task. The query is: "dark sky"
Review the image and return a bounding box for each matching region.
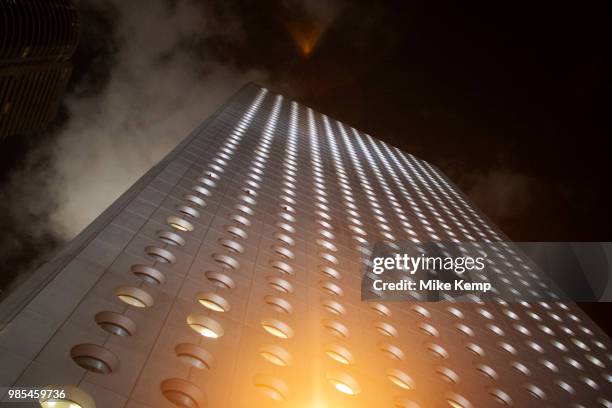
[1,1,611,327]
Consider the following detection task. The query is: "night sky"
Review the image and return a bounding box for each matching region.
[1,1,610,329]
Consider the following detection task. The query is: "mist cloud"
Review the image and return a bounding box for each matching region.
[23,0,264,239]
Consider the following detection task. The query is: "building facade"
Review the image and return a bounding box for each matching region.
[0,84,610,407]
[0,0,79,139]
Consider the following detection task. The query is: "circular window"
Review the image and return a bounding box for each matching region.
[187,315,224,338]
[320,281,343,296]
[376,321,398,337]
[191,185,211,197]
[195,176,216,188]
[276,222,295,233]
[321,299,345,316]
[183,194,206,208]
[510,361,530,376]
[219,238,244,254]
[116,286,154,308]
[270,260,294,275]
[259,344,292,367]
[234,203,254,215]
[274,232,295,246]
[455,323,475,337]
[369,302,392,317]
[225,225,248,240]
[261,318,294,339]
[231,213,251,227]
[418,322,439,337]
[319,252,339,265]
[145,246,176,264]
[325,344,354,365]
[272,245,294,260]
[158,230,185,246]
[95,311,136,336]
[322,319,349,338]
[316,239,338,252]
[253,374,289,401]
[71,344,119,374]
[167,216,194,232]
[197,292,230,312]
[445,393,473,408]
[205,271,235,289]
[175,343,214,370]
[39,385,95,408]
[264,295,293,314]
[488,388,513,406]
[267,276,294,293]
[524,383,546,400]
[213,253,240,271]
[426,342,449,359]
[436,366,459,384]
[176,204,200,219]
[387,369,415,390]
[161,378,205,408]
[379,343,405,360]
[238,194,257,206]
[326,371,361,395]
[476,364,498,380]
[131,264,165,285]
[321,266,341,280]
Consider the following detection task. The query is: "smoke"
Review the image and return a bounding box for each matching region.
[0,0,266,290]
[30,0,265,238]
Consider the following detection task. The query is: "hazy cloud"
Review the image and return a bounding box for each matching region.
[22,0,265,238]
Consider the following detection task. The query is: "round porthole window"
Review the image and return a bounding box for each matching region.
[183,194,206,208]
[253,374,289,401]
[95,311,136,336]
[326,371,361,395]
[267,276,294,293]
[145,246,176,264]
[387,369,415,390]
[321,299,345,316]
[445,393,473,408]
[325,344,354,365]
[116,286,154,308]
[270,260,294,275]
[322,319,349,338]
[176,204,200,219]
[197,292,230,312]
[380,343,405,360]
[175,343,214,370]
[71,344,119,374]
[39,385,95,408]
[131,264,165,285]
[187,315,224,339]
[258,344,292,367]
[167,216,194,232]
[264,295,293,314]
[261,318,294,339]
[158,230,185,247]
[161,378,205,408]
[204,271,235,290]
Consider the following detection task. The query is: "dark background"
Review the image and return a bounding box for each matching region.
[1,1,610,332]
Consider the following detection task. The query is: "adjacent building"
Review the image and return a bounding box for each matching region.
[0,84,610,407]
[0,0,79,139]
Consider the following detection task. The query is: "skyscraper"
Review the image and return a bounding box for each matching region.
[0,0,79,139]
[0,84,609,407]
